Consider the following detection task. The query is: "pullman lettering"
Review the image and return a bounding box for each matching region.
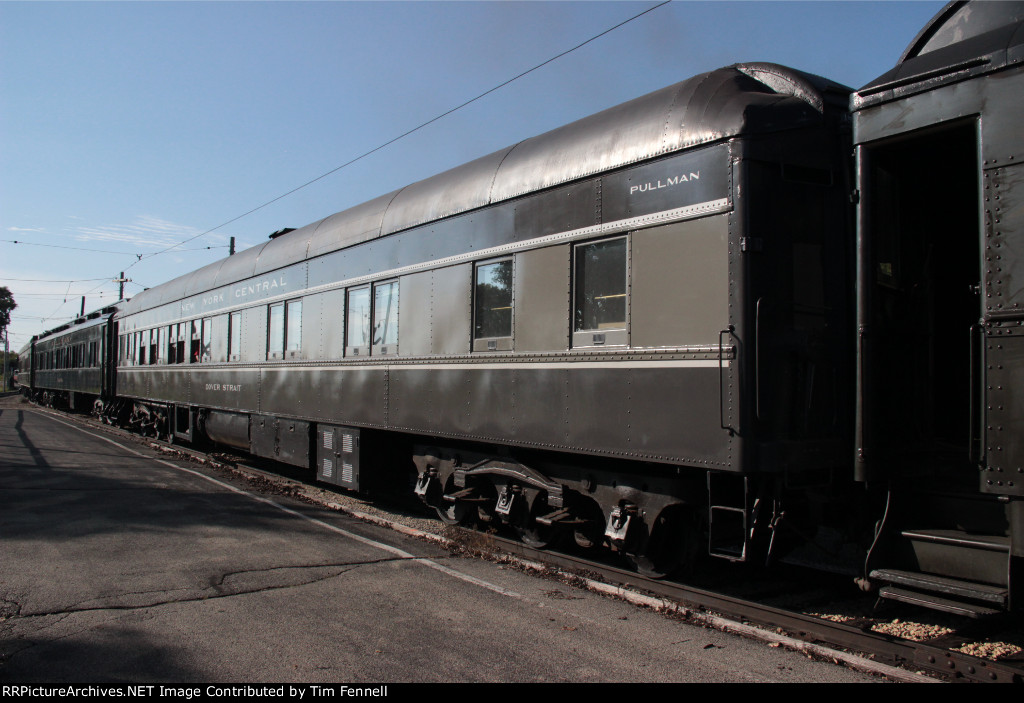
[629,172,700,196]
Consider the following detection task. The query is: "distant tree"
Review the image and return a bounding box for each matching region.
[0,286,14,330]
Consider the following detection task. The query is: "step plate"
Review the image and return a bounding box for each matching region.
[878,585,1002,618]
[870,568,1008,605]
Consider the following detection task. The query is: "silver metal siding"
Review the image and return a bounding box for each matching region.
[398,270,433,357]
[241,307,267,363]
[514,244,571,352]
[320,288,346,359]
[430,264,472,356]
[630,215,730,348]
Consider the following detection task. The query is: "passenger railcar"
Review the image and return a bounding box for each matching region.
[19,0,1024,615]
[109,61,856,578]
[23,306,118,414]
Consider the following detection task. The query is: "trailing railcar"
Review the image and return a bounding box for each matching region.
[25,306,119,414]
[111,61,856,577]
[16,344,31,390]
[851,0,1024,615]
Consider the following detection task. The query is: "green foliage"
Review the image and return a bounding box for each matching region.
[0,286,15,330]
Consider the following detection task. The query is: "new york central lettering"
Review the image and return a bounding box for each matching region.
[234,276,286,299]
[629,172,700,195]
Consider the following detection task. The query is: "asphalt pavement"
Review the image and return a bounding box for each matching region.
[0,399,888,683]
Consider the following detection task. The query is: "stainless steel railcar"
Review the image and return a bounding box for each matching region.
[110,61,856,577]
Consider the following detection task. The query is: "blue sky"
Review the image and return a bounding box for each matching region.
[0,0,945,351]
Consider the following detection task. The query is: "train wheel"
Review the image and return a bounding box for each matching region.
[627,505,698,579]
[435,499,469,525]
[433,476,470,525]
[513,499,554,549]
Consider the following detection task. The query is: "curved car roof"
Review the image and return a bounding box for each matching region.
[122,62,849,318]
[855,0,1024,107]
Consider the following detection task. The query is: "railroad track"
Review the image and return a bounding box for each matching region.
[472,531,1022,683]
[12,397,1024,683]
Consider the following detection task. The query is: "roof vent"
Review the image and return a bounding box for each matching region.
[268,227,296,240]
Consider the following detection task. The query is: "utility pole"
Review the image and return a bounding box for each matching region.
[80,296,86,317]
[2,327,8,393]
[114,272,131,301]
[229,237,235,256]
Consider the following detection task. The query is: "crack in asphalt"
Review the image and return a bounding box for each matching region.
[3,554,453,621]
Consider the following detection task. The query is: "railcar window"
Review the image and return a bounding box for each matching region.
[148,330,157,365]
[373,281,398,354]
[190,320,201,363]
[228,312,241,362]
[178,324,186,362]
[286,300,302,358]
[474,259,513,347]
[175,323,186,363]
[201,317,212,362]
[573,237,627,344]
[140,330,150,365]
[166,326,175,364]
[268,303,285,360]
[346,287,371,356]
[157,327,167,365]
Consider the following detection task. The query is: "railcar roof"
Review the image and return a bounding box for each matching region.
[855,0,1024,107]
[121,62,849,318]
[34,309,114,344]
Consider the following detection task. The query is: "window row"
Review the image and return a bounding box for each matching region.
[36,340,100,371]
[122,318,215,366]
[118,224,725,366]
[120,236,629,365]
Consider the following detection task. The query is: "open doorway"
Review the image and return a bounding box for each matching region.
[864,120,981,483]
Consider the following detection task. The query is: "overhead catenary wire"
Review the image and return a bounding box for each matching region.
[128,1,672,270]
[3,276,112,283]
[2,239,231,258]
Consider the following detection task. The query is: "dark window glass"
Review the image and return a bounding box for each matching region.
[474,260,512,340]
[190,320,201,363]
[175,322,186,364]
[574,238,627,332]
[167,326,177,364]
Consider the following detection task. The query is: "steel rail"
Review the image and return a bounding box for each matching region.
[465,531,1023,683]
